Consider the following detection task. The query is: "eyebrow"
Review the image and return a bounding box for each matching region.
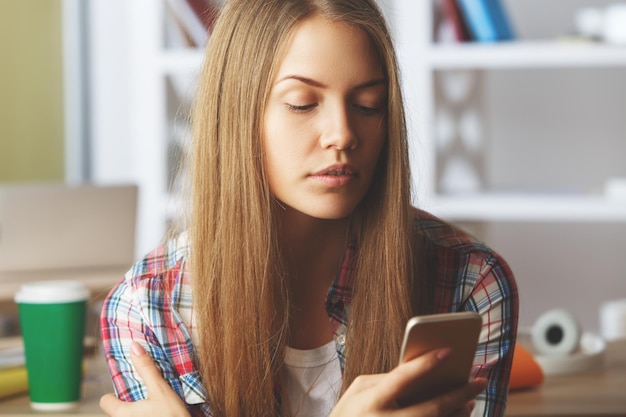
[276,75,387,90]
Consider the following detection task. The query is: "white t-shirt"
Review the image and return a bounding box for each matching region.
[283,340,343,417]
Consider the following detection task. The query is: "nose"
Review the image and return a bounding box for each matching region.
[319,103,357,151]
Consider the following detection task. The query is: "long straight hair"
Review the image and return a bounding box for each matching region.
[189,0,429,415]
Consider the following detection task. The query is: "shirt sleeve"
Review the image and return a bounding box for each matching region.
[466,251,519,417]
[100,237,212,416]
[100,273,186,402]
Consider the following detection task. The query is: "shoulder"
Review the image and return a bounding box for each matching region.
[412,208,490,253]
[101,231,195,346]
[412,208,506,268]
[127,231,190,284]
[106,231,191,311]
[412,208,517,312]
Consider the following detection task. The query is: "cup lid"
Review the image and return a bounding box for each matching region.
[14,280,90,304]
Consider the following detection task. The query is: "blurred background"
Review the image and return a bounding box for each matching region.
[1,0,625,338]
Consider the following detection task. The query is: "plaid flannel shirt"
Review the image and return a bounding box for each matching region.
[100,209,518,417]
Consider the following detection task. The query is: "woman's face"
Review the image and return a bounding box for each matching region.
[263,15,387,220]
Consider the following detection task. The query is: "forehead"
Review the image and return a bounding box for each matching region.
[273,15,384,83]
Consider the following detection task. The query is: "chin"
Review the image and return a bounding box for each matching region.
[283,204,356,221]
[276,195,364,221]
[305,204,360,221]
[312,212,353,221]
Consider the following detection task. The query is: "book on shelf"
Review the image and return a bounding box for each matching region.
[438,0,472,42]
[485,0,515,40]
[454,0,515,42]
[185,0,219,33]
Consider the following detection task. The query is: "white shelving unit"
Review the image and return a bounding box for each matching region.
[89,0,626,258]
[387,0,626,331]
[428,194,626,223]
[89,0,205,257]
[428,41,626,69]
[390,0,626,224]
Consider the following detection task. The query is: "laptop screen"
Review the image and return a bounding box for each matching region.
[0,183,137,272]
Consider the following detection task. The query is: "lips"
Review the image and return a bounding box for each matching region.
[314,164,356,176]
[309,164,357,187]
[325,169,351,176]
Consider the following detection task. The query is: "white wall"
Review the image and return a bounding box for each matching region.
[482,0,626,332]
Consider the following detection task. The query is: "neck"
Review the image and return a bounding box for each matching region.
[277,208,349,349]
[278,207,349,272]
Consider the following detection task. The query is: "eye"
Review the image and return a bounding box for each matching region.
[353,103,384,115]
[285,103,318,113]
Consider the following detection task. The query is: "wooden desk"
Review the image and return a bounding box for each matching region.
[506,341,626,417]
[2,342,624,416]
[0,351,109,416]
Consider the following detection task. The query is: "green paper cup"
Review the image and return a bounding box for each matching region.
[14,281,90,411]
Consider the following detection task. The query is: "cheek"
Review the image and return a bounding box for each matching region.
[360,122,386,161]
[363,134,387,186]
[261,122,302,191]
[366,140,386,180]
[263,112,317,161]
[262,147,284,198]
[263,128,301,170]
[263,109,295,153]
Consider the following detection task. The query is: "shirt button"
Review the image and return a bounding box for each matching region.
[336,334,346,346]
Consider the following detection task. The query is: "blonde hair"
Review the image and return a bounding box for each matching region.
[190,0,428,415]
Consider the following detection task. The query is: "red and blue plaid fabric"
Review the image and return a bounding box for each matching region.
[100,210,517,417]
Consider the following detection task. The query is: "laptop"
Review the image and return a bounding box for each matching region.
[0,183,138,299]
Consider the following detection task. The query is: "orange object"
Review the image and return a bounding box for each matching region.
[509,343,544,390]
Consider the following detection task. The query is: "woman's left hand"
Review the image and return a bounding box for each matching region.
[329,348,486,417]
[100,342,191,417]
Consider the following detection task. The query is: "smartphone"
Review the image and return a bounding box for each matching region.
[396,312,482,406]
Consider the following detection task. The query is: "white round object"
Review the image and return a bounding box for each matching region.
[534,332,606,376]
[517,329,606,376]
[14,280,90,304]
[531,309,581,356]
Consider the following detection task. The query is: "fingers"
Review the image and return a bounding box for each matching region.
[375,348,452,407]
[100,393,125,417]
[99,343,191,417]
[412,378,487,417]
[333,350,482,417]
[343,373,386,395]
[335,348,450,411]
[129,341,168,395]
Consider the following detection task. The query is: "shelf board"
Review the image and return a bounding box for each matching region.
[423,194,626,223]
[426,41,626,70]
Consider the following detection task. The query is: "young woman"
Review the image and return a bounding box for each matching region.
[99,0,518,416]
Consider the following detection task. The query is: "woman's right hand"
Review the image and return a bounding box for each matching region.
[330,348,487,417]
[99,342,191,417]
